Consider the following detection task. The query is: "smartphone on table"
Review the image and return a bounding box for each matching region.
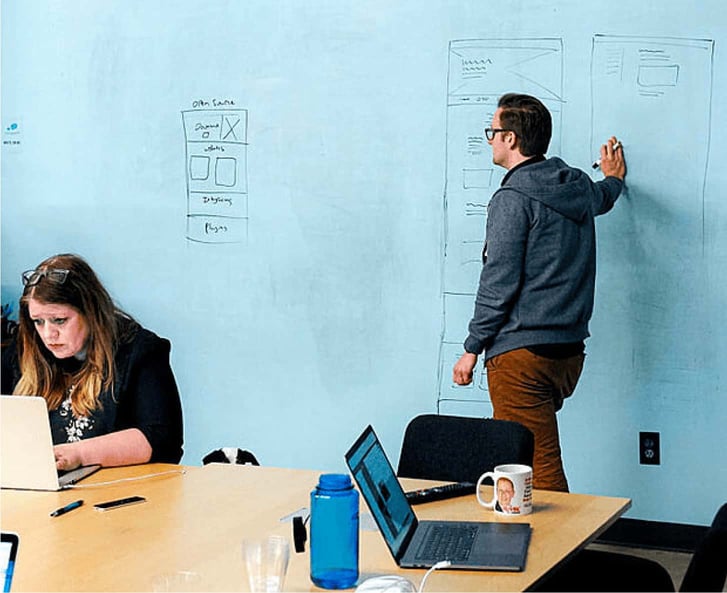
[93,496,146,512]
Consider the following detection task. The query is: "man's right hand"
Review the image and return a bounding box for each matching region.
[599,136,626,180]
[453,352,478,385]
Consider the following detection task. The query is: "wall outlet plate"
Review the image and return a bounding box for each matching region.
[639,432,661,465]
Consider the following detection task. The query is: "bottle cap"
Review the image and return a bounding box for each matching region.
[317,473,352,490]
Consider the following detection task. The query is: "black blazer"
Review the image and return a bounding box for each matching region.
[2,320,183,463]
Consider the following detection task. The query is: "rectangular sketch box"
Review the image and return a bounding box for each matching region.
[185,144,247,195]
[186,215,247,245]
[448,38,564,105]
[463,168,494,190]
[182,110,248,144]
[190,155,211,181]
[188,192,248,218]
[215,157,237,187]
[638,65,679,87]
[438,399,493,418]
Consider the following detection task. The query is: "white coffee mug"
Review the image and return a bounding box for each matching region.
[476,464,533,516]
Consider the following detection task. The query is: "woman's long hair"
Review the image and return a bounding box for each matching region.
[14,254,132,416]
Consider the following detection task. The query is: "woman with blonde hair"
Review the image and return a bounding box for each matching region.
[1,254,183,470]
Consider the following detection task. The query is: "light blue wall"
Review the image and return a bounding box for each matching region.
[2,0,725,526]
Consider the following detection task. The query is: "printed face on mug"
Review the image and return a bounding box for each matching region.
[476,464,533,516]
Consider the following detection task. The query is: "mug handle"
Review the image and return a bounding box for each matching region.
[476,471,497,508]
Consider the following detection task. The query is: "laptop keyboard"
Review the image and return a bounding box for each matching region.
[415,523,478,562]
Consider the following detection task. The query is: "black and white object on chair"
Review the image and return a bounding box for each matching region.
[202,447,260,466]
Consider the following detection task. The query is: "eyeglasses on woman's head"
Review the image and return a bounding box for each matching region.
[21,268,69,287]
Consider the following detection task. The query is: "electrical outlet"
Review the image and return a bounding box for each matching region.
[639,432,660,465]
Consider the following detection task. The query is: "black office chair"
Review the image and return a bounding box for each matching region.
[396,414,534,484]
[535,502,727,592]
[680,502,727,592]
[533,549,676,592]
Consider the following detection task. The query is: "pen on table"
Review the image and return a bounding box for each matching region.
[50,499,84,517]
[592,141,621,169]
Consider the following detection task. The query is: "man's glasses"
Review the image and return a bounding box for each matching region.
[484,128,512,141]
[21,268,70,287]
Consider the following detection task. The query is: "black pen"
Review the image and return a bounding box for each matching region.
[50,499,84,517]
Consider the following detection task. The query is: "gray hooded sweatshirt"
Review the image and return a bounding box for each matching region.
[464,156,623,361]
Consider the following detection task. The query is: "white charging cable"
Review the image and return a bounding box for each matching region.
[418,560,451,592]
[66,469,186,488]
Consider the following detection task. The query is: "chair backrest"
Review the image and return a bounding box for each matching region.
[396,414,534,484]
[680,502,727,592]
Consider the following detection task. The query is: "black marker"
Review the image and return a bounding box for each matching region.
[50,499,84,517]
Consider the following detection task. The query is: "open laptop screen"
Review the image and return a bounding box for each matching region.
[345,426,416,562]
[0,396,100,491]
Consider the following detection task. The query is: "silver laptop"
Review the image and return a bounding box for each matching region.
[345,425,531,571]
[1,395,100,490]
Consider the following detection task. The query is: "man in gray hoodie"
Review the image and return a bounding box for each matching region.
[453,93,626,492]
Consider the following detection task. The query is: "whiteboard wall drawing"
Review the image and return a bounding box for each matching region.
[590,35,714,398]
[591,35,713,251]
[439,39,563,414]
[182,108,249,244]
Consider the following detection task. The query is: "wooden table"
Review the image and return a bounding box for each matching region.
[1,463,630,591]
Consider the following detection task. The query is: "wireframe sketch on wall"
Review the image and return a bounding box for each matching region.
[590,35,714,397]
[438,39,563,415]
[182,108,249,244]
[591,35,713,251]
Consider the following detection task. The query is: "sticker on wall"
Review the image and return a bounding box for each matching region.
[2,117,22,153]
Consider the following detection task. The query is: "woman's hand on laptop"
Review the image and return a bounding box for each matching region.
[54,443,83,472]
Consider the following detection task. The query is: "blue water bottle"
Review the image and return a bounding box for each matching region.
[310,473,359,589]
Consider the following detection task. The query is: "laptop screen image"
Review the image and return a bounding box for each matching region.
[345,424,417,563]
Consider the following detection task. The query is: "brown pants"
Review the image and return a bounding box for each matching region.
[486,348,585,492]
